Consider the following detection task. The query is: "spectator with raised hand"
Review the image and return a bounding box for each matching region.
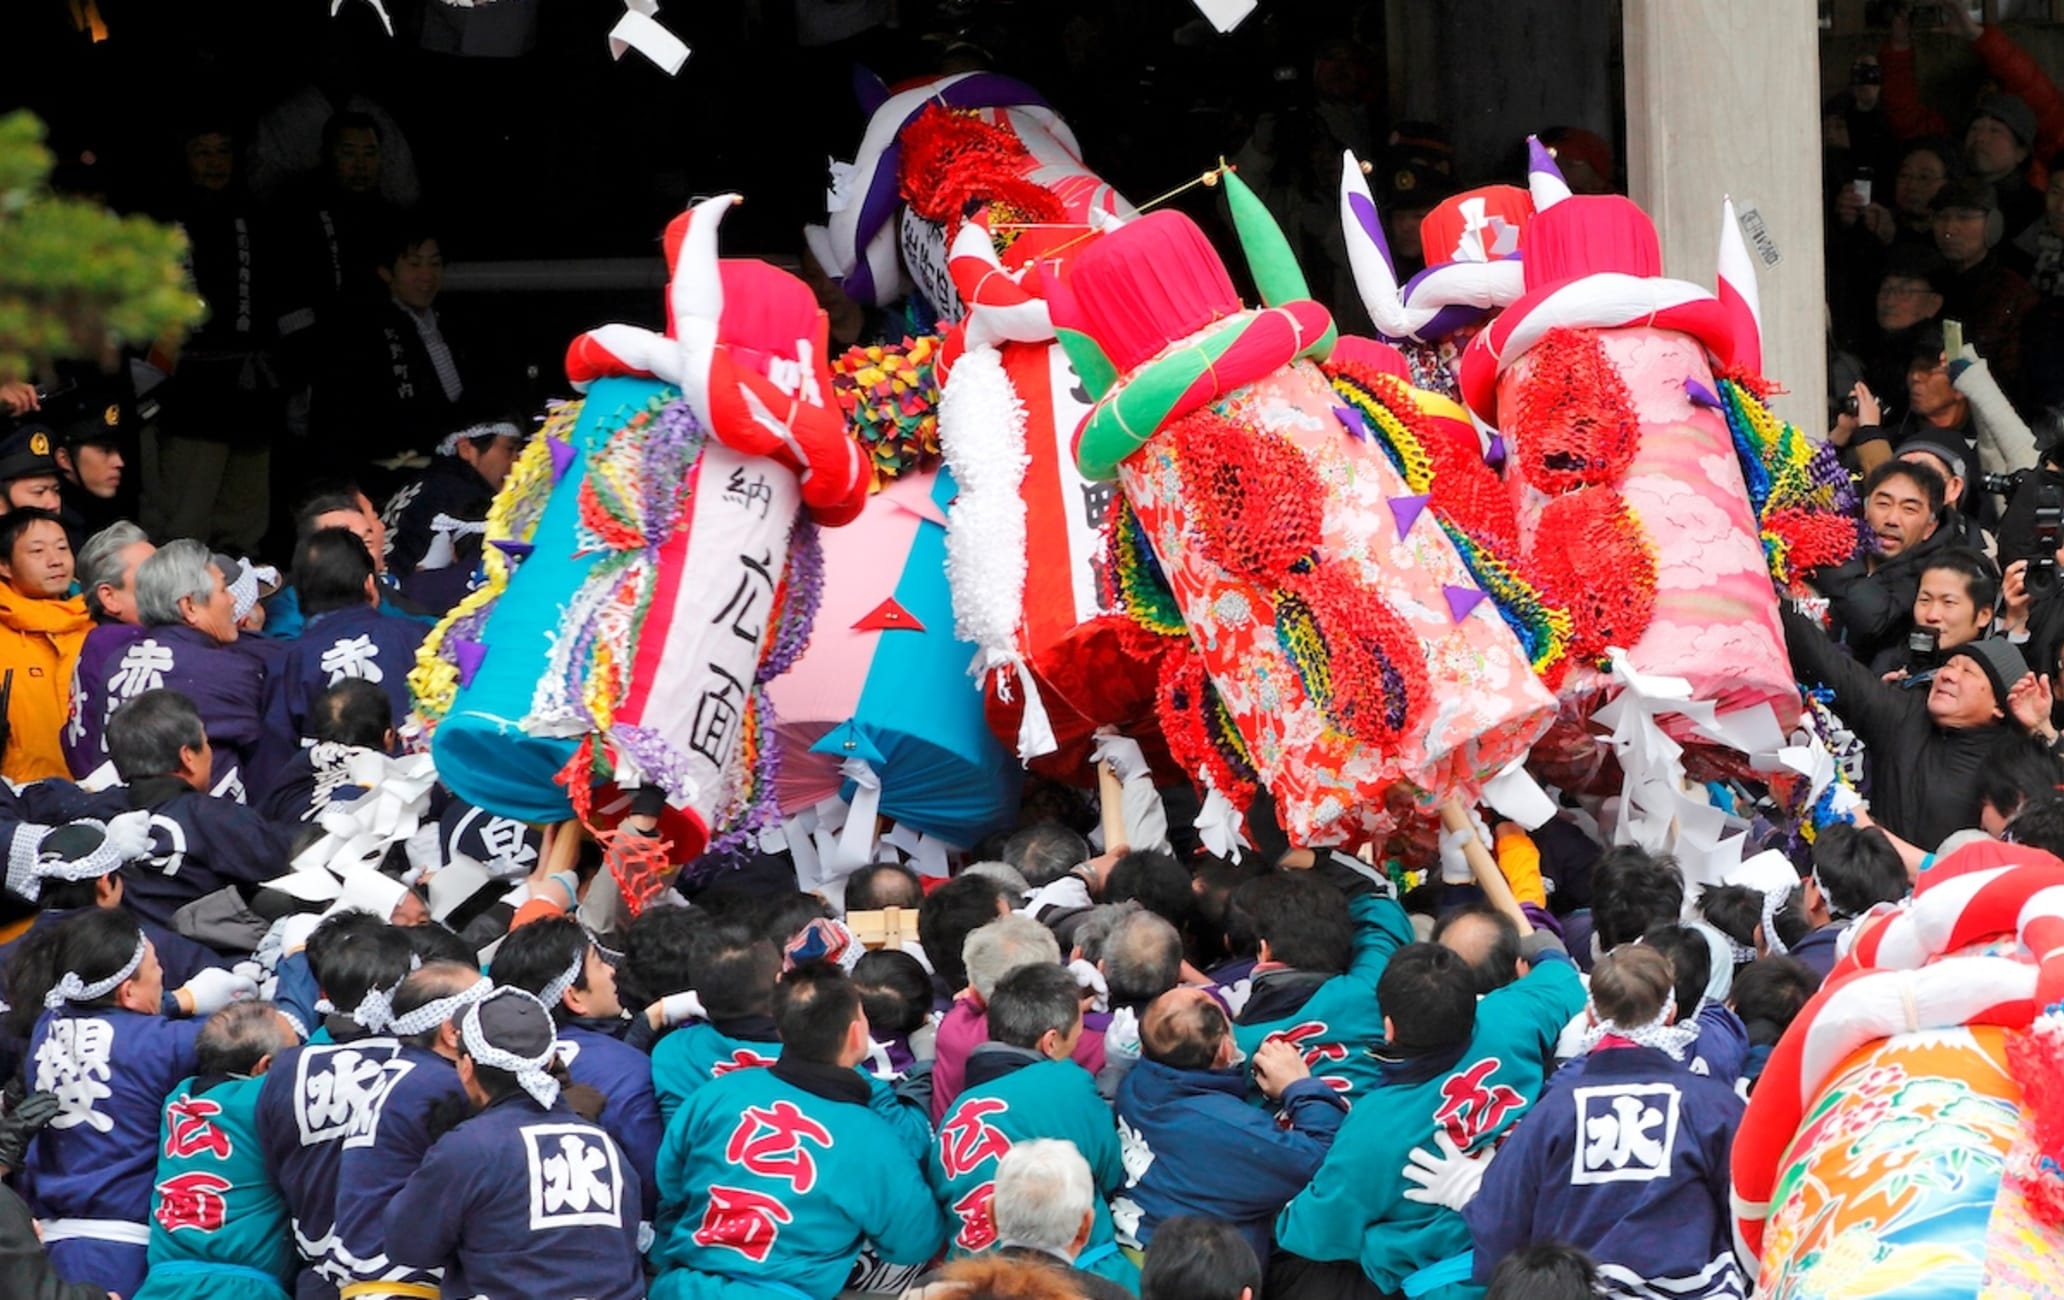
[1881,2,2064,234]
[1928,183,2038,391]
[1784,597,2036,849]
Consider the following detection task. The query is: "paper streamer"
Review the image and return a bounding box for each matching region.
[610,1,690,75]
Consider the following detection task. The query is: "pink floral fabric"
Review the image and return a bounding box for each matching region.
[1118,358,1556,845]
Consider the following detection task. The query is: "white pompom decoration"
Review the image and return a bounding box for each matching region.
[939,343,1055,759]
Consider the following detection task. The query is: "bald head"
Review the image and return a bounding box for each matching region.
[1432,905,1523,995]
[1140,987,1232,1071]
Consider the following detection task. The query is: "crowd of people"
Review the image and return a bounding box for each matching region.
[6,4,2064,1300]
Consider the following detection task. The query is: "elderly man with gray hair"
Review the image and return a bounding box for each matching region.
[901,1141,1133,1300]
[68,539,267,798]
[63,521,154,773]
[1091,909,1185,1098]
[932,913,1110,1122]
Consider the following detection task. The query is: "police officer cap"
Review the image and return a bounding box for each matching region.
[46,387,129,451]
[0,425,63,484]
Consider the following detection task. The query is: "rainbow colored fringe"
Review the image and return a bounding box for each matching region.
[1718,377,1866,590]
[1328,371,1573,679]
[531,394,707,738]
[1106,498,1188,639]
[409,403,570,728]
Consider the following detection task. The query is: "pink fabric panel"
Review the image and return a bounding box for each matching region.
[1119,359,1556,845]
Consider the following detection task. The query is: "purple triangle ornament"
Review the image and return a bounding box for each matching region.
[1484,433,1507,467]
[491,539,535,561]
[451,638,488,688]
[1332,405,1370,440]
[1683,378,1722,410]
[547,435,576,484]
[1388,493,1431,539]
[1444,584,1487,623]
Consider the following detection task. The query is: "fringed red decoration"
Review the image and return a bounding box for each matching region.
[1158,645,1258,813]
[1715,365,1779,402]
[1530,487,1657,662]
[1173,407,1325,582]
[1764,507,1865,579]
[1510,328,1641,494]
[1344,362,1525,552]
[1276,565,1430,755]
[2007,1018,2064,1226]
[553,736,678,918]
[898,104,1065,233]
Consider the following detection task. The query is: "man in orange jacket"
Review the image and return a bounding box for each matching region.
[0,504,92,781]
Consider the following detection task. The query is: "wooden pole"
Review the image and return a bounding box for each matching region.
[1439,798,1534,936]
[1624,0,1826,433]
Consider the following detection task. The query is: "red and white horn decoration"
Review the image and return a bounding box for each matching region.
[1716,197,1765,376]
[936,220,1057,761]
[564,194,867,527]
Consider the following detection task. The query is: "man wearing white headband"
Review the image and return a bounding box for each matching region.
[0,817,236,1008]
[17,909,255,1297]
[253,917,417,1297]
[490,916,662,1235]
[330,962,490,1300]
[384,987,645,1300]
[380,413,524,616]
[1465,946,1745,1300]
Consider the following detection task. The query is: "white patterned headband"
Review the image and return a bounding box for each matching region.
[461,988,560,1109]
[436,419,522,458]
[538,949,585,1011]
[45,934,147,1010]
[1761,885,1792,957]
[313,959,417,1033]
[32,813,155,883]
[387,975,493,1038]
[1575,987,1703,1061]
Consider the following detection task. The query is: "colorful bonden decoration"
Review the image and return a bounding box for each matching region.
[1054,171,1557,847]
[412,198,867,907]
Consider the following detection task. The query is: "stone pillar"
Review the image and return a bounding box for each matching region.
[1624,0,1827,432]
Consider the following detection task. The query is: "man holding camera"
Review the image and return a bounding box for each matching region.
[1871,546,1999,678]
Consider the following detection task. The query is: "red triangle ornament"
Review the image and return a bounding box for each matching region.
[854,597,927,633]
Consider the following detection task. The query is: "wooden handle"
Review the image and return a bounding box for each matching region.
[1098,762,1127,853]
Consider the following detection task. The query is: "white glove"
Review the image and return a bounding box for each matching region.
[655,990,706,1028]
[1438,809,1492,886]
[1400,1129,1491,1210]
[180,968,260,1017]
[1091,731,1150,784]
